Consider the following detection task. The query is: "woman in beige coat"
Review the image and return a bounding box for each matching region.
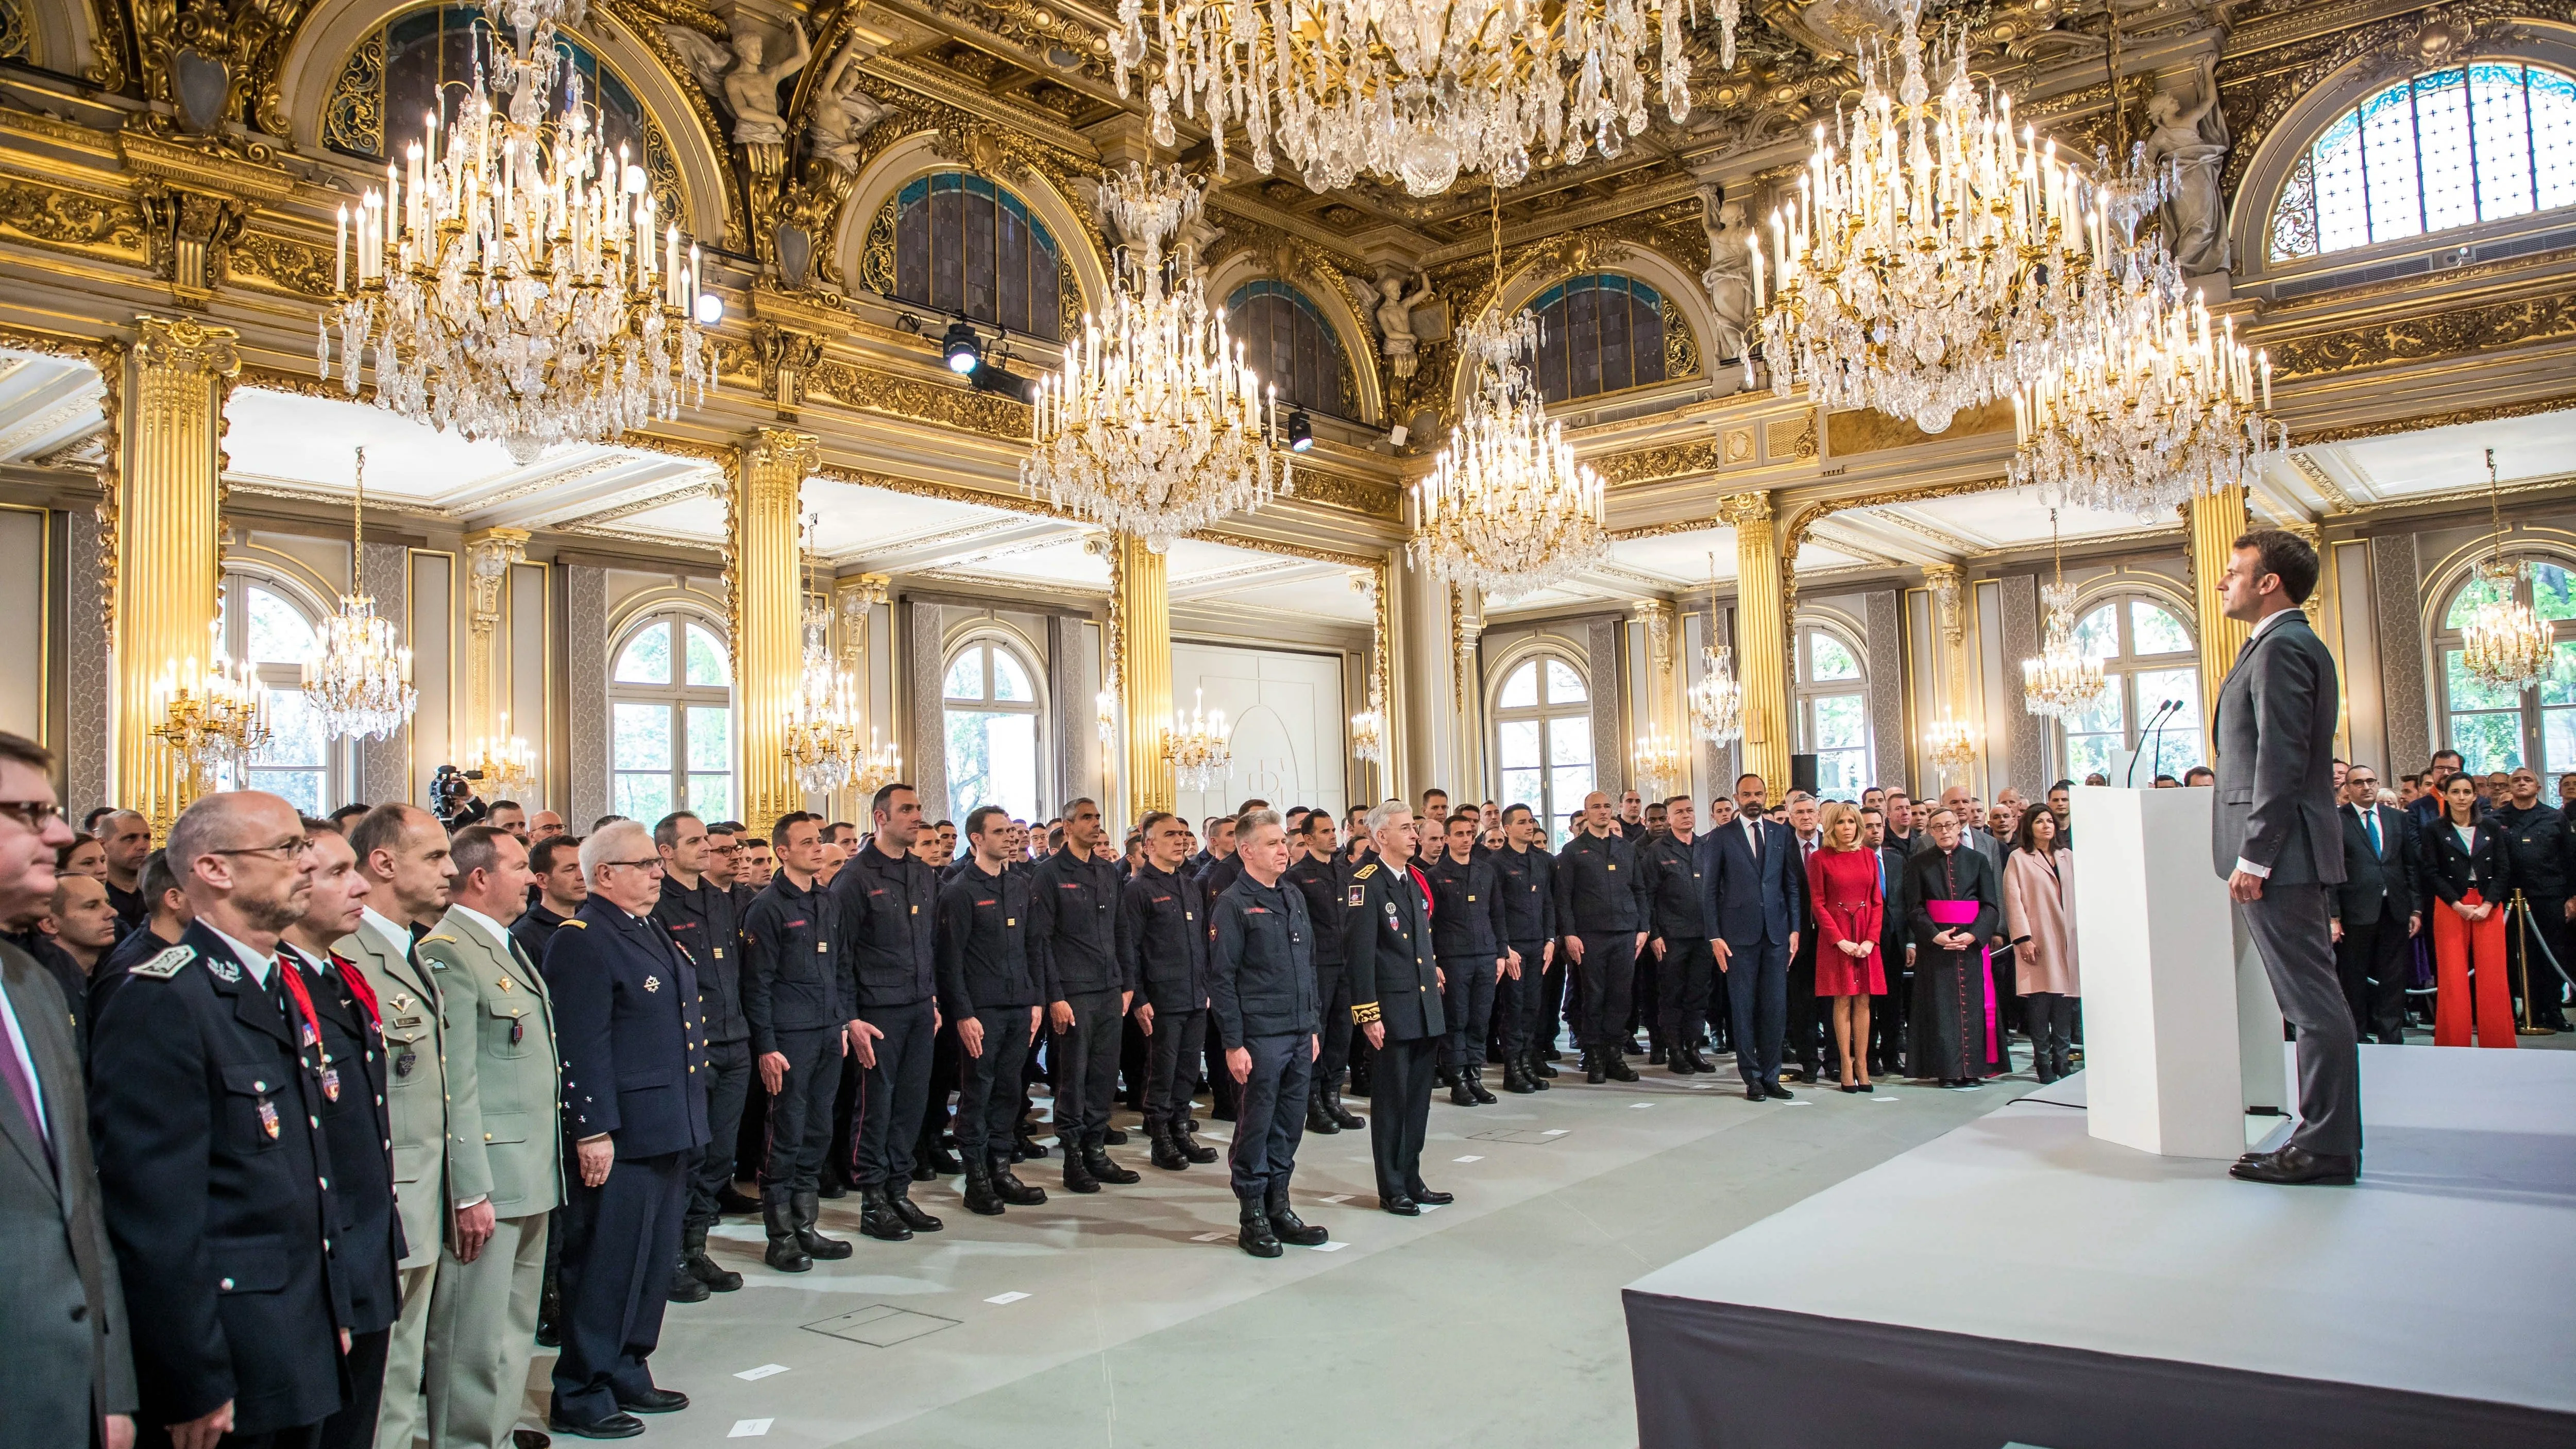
[2002,806,2080,1083]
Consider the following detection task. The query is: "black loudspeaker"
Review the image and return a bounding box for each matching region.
[1790,754,1820,796]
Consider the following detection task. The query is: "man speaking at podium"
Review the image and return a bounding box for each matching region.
[2212,529,2361,1187]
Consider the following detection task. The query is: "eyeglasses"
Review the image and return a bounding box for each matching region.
[213,838,313,860]
[0,799,64,831]
[602,858,664,872]
[708,842,742,856]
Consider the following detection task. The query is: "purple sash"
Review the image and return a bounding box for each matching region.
[1924,898,1998,1065]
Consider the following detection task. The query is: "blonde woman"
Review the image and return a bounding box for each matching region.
[1803,800,1886,1093]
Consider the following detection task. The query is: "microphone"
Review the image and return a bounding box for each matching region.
[2127,699,2181,788]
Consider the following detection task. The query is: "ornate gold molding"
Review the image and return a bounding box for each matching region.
[2289,389,2576,449]
[1285,470,1403,521]
[1777,475,2021,616]
[2270,292,2576,379]
[804,357,1029,438]
[1592,436,1724,487]
[0,175,149,264]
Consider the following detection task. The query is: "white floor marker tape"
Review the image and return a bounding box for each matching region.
[729,1420,773,1438]
[1630,1102,1653,1109]
[985,1291,1030,1304]
[1453,1155,1483,1163]
[1321,1194,1351,1204]
[734,1364,789,1382]
[1191,1231,1230,1242]
[1540,1129,1569,1136]
[1309,1240,1349,1251]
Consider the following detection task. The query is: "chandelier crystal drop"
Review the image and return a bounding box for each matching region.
[1164,688,1234,792]
[302,448,418,741]
[2020,509,2109,721]
[1411,308,1607,600]
[1110,0,1738,198]
[1350,690,1387,765]
[1688,644,1743,746]
[1024,165,1288,553]
[2461,448,2557,692]
[317,0,716,465]
[1752,0,2100,434]
[780,522,871,795]
[2010,237,2285,518]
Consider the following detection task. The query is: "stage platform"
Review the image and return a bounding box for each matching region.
[1623,1045,2576,1448]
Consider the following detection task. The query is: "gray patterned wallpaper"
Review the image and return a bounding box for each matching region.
[2370,534,2430,772]
[357,540,411,807]
[1863,588,1911,794]
[64,510,107,817]
[1993,575,2043,794]
[566,564,608,831]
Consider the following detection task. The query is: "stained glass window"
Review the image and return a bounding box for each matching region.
[1527,275,1675,403]
[2270,63,2576,262]
[1225,280,1352,418]
[873,172,1066,341]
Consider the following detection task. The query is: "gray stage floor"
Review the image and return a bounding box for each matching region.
[544,1065,2029,1447]
[1627,1043,2576,1420]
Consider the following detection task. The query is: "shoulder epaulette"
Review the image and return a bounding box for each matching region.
[561,919,588,929]
[1353,863,1378,879]
[422,934,457,945]
[128,945,194,980]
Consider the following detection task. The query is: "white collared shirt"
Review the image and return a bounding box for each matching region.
[357,906,413,962]
[445,901,512,953]
[204,922,278,988]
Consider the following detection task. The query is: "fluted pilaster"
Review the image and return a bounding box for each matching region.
[1115,533,1173,820]
[1723,492,1789,802]
[733,428,816,830]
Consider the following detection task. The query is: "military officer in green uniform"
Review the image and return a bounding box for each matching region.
[1342,801,1451,1216]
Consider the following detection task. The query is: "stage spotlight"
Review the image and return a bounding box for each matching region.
[942,319,982,374]
[1286,409,1314,452]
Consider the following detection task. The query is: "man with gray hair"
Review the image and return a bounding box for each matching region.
[1344,801,1450,1215]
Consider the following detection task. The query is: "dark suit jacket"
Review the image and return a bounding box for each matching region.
[2211,612,2344,884]
[0,941,134,1446]
[2419,814,2514,908]
[1694,816,1805,949]
[2332,802,2418,929]
[544,901,711,1161]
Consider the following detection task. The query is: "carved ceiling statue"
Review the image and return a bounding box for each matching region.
[806,40,889,173]
[2145,54,2231,279]
[1375,271,1436,380]
[666,15,814,147]
[1700,187,1753,372]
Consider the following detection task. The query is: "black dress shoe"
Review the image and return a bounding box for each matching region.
[513,1431,552,1449]
[1103,1126,1130,1145]
[1744,1085,1765,1102]
[615,1386,689,1414]
[1603,1053,1639,1083]
[714,1187,760,1215]
[1764,1082,1794,1100]
[549,1411,642,1440]
[2229,1146,2358,1186]
[1381,1195,1420,1216]
[1410,1186,1454,1205]
[1269,1209,1329,1247]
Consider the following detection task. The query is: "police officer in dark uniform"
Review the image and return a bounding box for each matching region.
[651,810,751,1298]
[1210,809,1330,1257]
[935,806,1049,1218]
[1125,811,1220,1171]
[830,783,944,1242]
[1424,811,1509,1106]
[740,812,855,1273]
[90,791,349,1448]
[1555,790,1653,1083]
[1639,795,1718,1076]
[1029,797,1136,1193]
[1490,804,1558,1093]
[1344,803,1450,1216]
[542,820,708,1438]
[1285,811,1363,1132]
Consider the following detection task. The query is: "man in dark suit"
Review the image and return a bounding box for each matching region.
[2213,530,2359,1187]
[92,788,348,1448]
[1345,803,1448,1216]
[2329,766,2418,1047]
[2491,766,2574,1031]
[543,820,708,1437]
[1697,773,1806,1102]
[0,732,134,1449]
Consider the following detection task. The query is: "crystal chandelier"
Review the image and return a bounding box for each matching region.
[464,720,537,798]
[2010,235,2285,518]
[1751,0,2098,434]
[1111,0,1740,197]
[1164,688,1233,792]
[1350,690,1387,764]
[1024,164,1288,553]
[1685,553,1742,745]
[153,649,273,794]
[1925,714,1978,774]
[1631,727,1686,798]
[2461,448,2557,692]
[302,447,417,740]
[2021,510,2108,721]
[780,519,870,795]
[317,0,717,464]
[853,732,904,797]
[1411,307,1607,600]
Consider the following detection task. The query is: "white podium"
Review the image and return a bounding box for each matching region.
[2070,786,2287,1158]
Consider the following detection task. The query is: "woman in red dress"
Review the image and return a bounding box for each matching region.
[1805,800,1888,1093]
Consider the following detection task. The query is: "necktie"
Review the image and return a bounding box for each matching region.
[0,993,50,1167]
[2363,807,2381,857]
[1747,820,1760,860]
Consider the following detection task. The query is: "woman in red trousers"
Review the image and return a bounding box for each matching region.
[1806,801,1887,1092]
[2421,772,2516,1047]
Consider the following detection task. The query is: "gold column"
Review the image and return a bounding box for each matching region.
[2190,485,2252,735]
[1115,533,1174,820]
[1922,562,1973,788]
[733,428,816,829]
[115,315,238,831]
[1724,491,1790,800]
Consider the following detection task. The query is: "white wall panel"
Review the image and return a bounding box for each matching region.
[1170,640,1348,824]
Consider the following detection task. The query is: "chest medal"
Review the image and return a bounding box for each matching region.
[320,1067,342,1102]
[257,1098,281,1138]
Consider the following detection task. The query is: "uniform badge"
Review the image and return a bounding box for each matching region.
[644,975,661,992]
[395,1049,417,1078]
[1346,885,1364,907]
[204,954,241,984]
[1384,901,1399,920]
[320,1067,342,1102]
[129,945,193,980]
[257,1098,281,1138]
[509,1019,525,1045]
[299,1022,318,1048]
[497,977,513,992]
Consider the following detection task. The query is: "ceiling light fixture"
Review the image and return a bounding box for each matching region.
[2460,447,2557,693]
[301,446,417,741]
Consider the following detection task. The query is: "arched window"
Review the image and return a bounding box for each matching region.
[943,637,1043,825]
[609,613,732,822]
[214,574,337,815]
[2434,561,2576,773]
[1793,623,1870,797]
[862,172,1069,342]
[1493,654,1594,847]
[1529,274,1687,404]
[323,5,683,220]
[2269,62,2576,263]
[1225,280,1353,419]
[2055,596,2203,780]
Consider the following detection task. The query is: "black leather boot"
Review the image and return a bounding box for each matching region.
[1466,1065,1497,1105]
[885,1180,943,1233]
[1326,1083,1364,1129]
[1086,1144,1141,1185]
[1062,1138,1100,1191]
[794,1189,856,1257]
[921,1132,962,1175]
[666,1257,709,1303]
[761,1188,811,1272]
[1585,1049,1606,1085]
[1150,1128,1190,1171]
[684,1221,742,1292]
[1268,1195,1329,1248]
[1446,1065,1476,1105]
[991,1154,1047,1205]
[1604,1050,1639,1083]
[1014,1120,1050,1159]
[1238,1202,1282,1258]
[856,1185,913,1242]
[1531,1051,1558,1080]
[1178,1124,1218,1163]
[962,1158,1006,1216]
[1306,1093,1341,1134]
[1648,1043,1668,1065]
[1501,1056,1535,1094]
